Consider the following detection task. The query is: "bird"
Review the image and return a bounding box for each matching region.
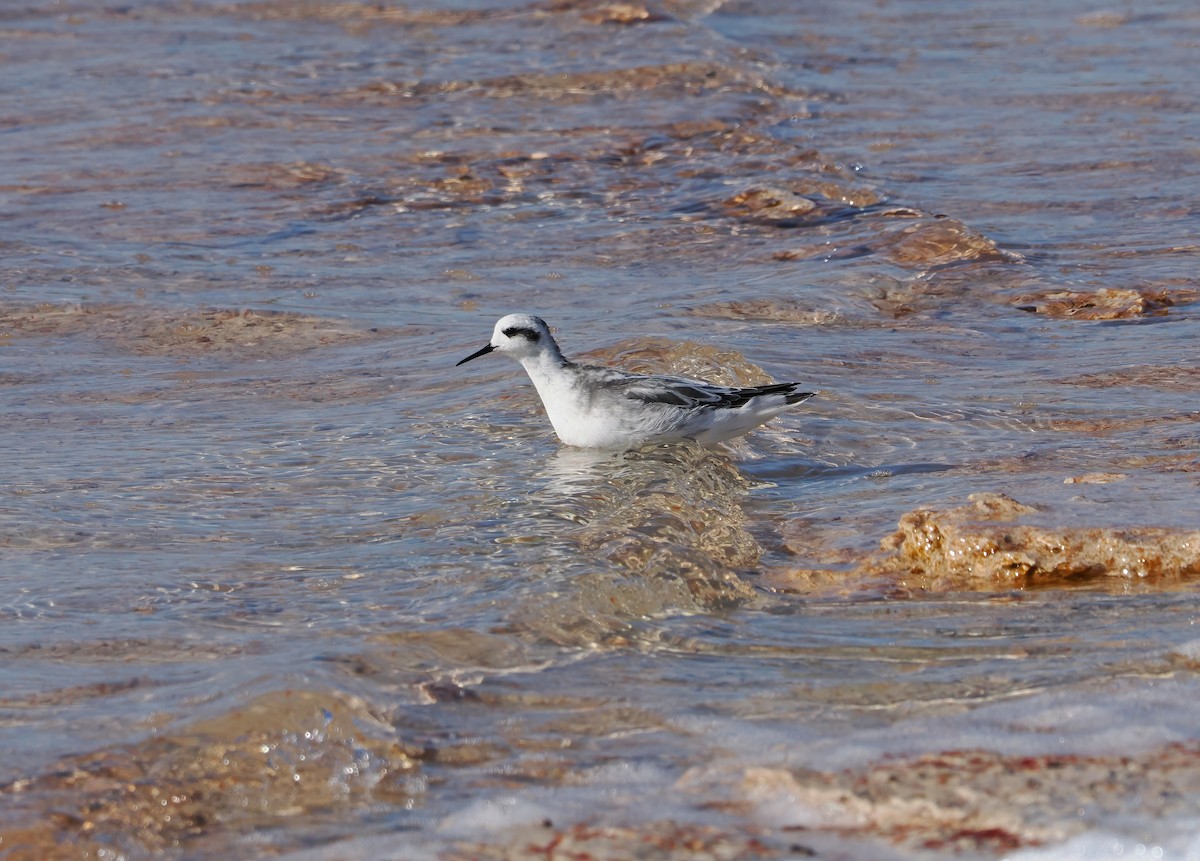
[456,314,815,449]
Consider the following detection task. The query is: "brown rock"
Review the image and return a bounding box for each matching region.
[705,743,1200,852]
[581,2,666,25]
[775,493,1200,594]
[884,219,1012,267]
[867,492,1200,590]
[0,690,424,858]
[724,186,819,220]
[0,303,385,358]
[1012,287,1181,319]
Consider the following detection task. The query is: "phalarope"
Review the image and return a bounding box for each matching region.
[457,314,815,449]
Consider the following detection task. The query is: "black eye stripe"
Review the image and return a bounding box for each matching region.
[502,326,540,341]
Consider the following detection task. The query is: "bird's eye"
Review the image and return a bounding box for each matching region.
[502,326,540,341]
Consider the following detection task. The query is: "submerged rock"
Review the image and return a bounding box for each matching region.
[882,218,1013,268]
[684,297,842,326]
[445,819,790,861]
[511,442,761,648]
[0,690,423,859]
[1012,286,1194,319]
[681,742,1200,854]
[868,492,1200,590]
[723,185,820,220]
[0,303,385,358]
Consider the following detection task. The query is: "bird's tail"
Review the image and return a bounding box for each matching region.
[754,383,815,406]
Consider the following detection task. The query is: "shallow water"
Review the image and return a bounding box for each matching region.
[2,1,1200,858]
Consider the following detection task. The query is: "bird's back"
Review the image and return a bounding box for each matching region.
[538,363,813,448]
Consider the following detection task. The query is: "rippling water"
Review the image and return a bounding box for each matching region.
[3,1,1200,859]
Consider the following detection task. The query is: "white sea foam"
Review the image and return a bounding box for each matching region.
[437,794,552,836]
[1005,825,1200,861]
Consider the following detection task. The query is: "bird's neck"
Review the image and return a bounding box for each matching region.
[518,342,570,378]
[516,349,583,444]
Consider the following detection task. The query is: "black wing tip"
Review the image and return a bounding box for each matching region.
[714,383,817,410]
[753,382,817,406]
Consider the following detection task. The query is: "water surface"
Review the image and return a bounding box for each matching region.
[2,1,1200,858]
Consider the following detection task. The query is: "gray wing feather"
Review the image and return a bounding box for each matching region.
[574,363,814,411]
[620,375,812,410]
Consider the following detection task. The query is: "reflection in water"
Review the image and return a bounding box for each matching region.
[537,444,758,570]
[536,445,629,501]
[498,443,762,648]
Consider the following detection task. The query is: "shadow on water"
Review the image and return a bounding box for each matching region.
[741,458,956,483]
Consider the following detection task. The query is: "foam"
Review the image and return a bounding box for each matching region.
[437,795,553,836]
[1006,825,1200,861]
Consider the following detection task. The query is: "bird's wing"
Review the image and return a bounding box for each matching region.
[621,376,805,410]
[577,363,813,410]
[574,366,720,407]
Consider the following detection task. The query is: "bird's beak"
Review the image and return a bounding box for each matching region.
[456,343,495,366]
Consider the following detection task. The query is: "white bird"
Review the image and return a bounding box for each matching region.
[456,313,815,449]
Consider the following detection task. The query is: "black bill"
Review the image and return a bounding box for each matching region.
[456,343,495,366]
